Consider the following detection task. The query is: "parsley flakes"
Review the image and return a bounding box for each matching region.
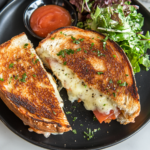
[57,49,74,58]
[0,78,4,81]
[63,61,67,65]
[24,43,28,48]
[73,117,77,122]
[53,111,56,115]
[90,43,94,49]
[14,75,18,80]
[19,73,27,83]
[117,80,122,84]
[77,48,81,51]
[97,72,103,75]
[109,79,113,84]
[113,92,116,97]
[72,129,77,134]
[119,82,128,86]
[101,36,108,50]
[32,59,39,64]
[66,111,72,114]
[9,63,14,68]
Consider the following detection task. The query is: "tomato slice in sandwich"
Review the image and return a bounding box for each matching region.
[93,109,120,123]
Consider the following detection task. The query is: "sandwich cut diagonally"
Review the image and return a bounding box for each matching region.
[36,26,140,125]
[0,33,71,137]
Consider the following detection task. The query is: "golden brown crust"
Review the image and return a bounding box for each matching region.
[0,33,71,133]
[36,26,140,124]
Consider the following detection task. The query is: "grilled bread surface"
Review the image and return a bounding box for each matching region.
[36,27,140,125]
[0,33,71,134]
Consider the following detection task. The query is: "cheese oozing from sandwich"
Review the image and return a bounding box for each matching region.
[48,58,119,117]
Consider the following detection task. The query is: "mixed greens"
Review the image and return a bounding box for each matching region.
[70,0,150,73]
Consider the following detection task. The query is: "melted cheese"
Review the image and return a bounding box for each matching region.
[49,59,118,116]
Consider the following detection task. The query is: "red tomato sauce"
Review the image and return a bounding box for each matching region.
[30,5,72,38]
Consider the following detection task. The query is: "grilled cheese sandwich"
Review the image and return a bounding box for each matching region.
[36,26,140,125]
[0,33,71,137]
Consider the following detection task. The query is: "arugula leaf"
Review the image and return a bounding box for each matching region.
[72,1,150,74]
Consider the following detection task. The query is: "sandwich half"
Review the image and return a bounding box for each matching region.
[0,33,71,137]
[36,27,140,125]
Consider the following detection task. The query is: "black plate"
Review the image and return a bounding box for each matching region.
[0,0,150,150]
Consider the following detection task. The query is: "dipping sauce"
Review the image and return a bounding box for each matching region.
[30,5,72,38]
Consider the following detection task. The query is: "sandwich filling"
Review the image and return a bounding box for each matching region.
[47,58,120,123]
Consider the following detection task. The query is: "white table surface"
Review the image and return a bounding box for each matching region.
[0,1,150,150]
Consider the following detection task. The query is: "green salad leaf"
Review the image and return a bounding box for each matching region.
[75,2,150,73]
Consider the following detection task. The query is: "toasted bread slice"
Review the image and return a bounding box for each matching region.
[0,33,71,136]
[36,27,140,125]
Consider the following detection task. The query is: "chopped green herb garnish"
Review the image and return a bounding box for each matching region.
[63,61,67,65]
[60,31,62,34]
[73,40,80,44]
[93,116,97,121]
[113,55,116,58]
[9,76,13,84]
[80,124,83,126]
[33,74,36,77]
[126,74,129,76]
[84,128,95,140]
[53,111,56,115]
[94,129,97,132]
[57,50,65,58]
[72,129,77,134]
[117,80,122,84]
[85,85,87,88]
[14,75,18,80]
[98,128,100,131]
[31,53,34,57]
[73,117,77,121]
[97,50,105,57]
[90,43,94,49]
[24,43,28,48]
[65,73,67,76]
[77,48,81,51]
[57,49,74,58]
[0,78,4,81]
[71,36,81,44]
[72,106,76,109]
[93,51,96,53]
[9,63,14,68]
[97,72,103,75]
[65,49,74,55]
[109,79,113,84]
[101,36,108,50]
[35,59,39,64]
[71,36,76,40]
[113,92,116,97]
[66,111,72,114]
[92,38,94,39]
[32,59,39,64]
[20,73,27,83]
[103,104,106,106]
[79,38,84,41]
[119,82,128,86]
[84,50,87,53]
[51,37,55,40]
